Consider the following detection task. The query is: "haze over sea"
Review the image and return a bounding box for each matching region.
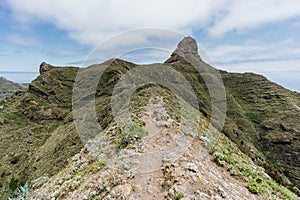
[0,72,38,84]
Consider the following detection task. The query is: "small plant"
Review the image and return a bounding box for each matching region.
[161,181,172,190]
[8,183,29,200]
[248,183,259,194]
[10,155,20,165]
[176,193,184,199]
[115,123,146,149]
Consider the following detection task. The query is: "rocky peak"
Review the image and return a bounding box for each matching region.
[40,62,54,74]
[166,36,202,64]
[174,36,198,55]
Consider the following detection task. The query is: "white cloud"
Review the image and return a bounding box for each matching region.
[209,0,300,36]
[6,0,228,46]
[204,39,300,65]
[6,0,300,46]
[216,59,300,73]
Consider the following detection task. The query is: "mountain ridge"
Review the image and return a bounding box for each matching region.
[0,37,299,199]
[0,77,28,100]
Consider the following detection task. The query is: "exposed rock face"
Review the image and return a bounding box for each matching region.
[174,37,199,56]
[171,36,202,62]
[39,62,54,74]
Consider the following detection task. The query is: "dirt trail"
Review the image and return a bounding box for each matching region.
[126,96,264,200]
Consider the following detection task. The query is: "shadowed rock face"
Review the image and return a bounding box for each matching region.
[39,62,54,74]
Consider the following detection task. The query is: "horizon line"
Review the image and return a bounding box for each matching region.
[0,71,38,73]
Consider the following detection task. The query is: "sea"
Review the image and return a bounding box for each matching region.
[0,72,39,83]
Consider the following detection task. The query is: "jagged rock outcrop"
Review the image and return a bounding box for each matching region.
[39,62,55,74]
[30,65,79,103]
[165,36,202,65]
[173,36,202,60]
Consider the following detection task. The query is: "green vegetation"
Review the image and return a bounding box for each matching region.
[221,72,300,193]
[176,193,184,199]
[115,123,146,149]
[10,155,20,165]
[212,134,296,199]
[8,184,29,200]
[245,112,263,124]
[0,41,299,199]
[0,67,83,199]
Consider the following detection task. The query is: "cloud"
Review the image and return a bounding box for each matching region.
[204,39,300,65]
[216,59,300,74]
[6,0,227,46]
[7,0,300,46]
[209,0,300,36]
[7,33,40,46]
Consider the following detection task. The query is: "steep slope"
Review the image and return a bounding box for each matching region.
[0,77,27,100]
[0,37,299,199]
[0,60,138,199]
[0,64,83,199]
[166,37,300,194]
[222,72,300,190]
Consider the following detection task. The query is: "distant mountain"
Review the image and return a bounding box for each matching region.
[0,37,299,199]
[0,77,28,100]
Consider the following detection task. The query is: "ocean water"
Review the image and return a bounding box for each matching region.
[0,72,39,83]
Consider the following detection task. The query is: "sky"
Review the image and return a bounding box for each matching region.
[0,0,299,91]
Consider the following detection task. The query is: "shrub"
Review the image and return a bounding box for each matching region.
[8,183,29,200]
[176,193,184,199]
[115,123,146,149]
[10,155,20,165]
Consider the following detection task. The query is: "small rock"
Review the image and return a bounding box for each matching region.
[217,186,226,198]
[200,136,210,144]
[0,117,5,124]
[185,163,198,173]
[29,100,38,105]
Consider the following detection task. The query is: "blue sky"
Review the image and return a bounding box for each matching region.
[0,0,299,91]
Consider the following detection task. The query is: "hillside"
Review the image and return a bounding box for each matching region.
[0,37,299,199]
[0,77,28,100]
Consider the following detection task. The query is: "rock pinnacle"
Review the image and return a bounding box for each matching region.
[166,36,202,64]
